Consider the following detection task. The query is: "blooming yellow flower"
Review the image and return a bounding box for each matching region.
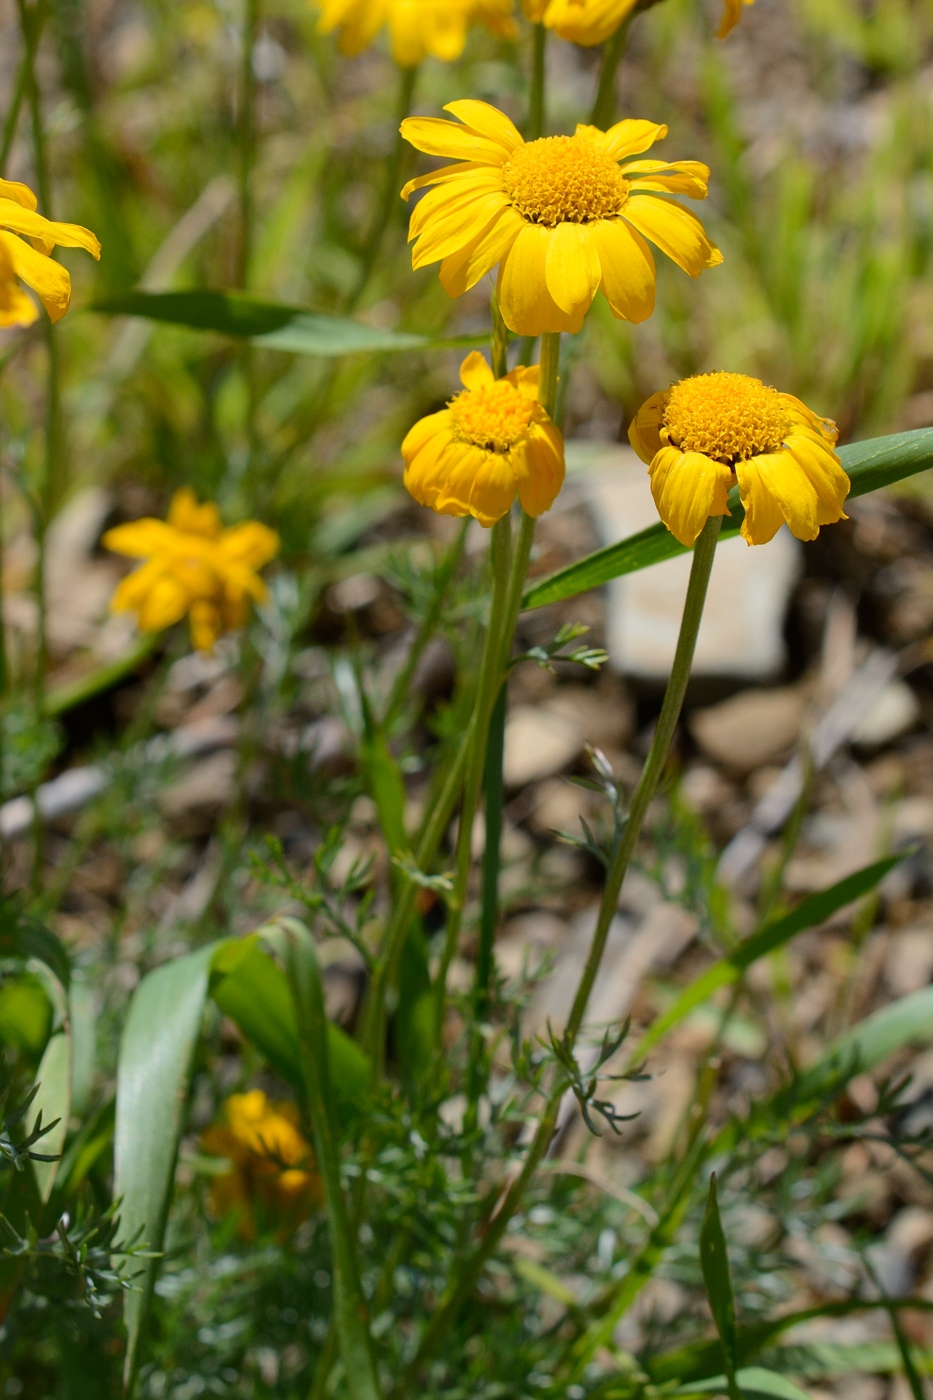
[629,371,849,547]
[402,351,564,526]
[0,178,100,326]
[317,0,515,66]
[201,1090,321,1239]
[103,488,279,651]
[401,101,720,336]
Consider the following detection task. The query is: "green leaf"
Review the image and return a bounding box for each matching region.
[92,289,485,357]
[30,1028,70,1202]
[700,1175,741,1400]
[794,982,933,1105]
[0,976,52,1056]
[523,427,933,611]
[0,898,71,989]
[679,1368,811,1400]
[210,938,369,1113]
[631,856,901,1067]
[114,943,218,1394]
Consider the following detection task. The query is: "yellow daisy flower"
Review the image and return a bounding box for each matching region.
[317,0,515,66]
[400,100,721,336]
[628,371,850,548]
[201,1090,321,1240]
[0,178,100,325]
[402,351,564,526]
[103,488,279,651]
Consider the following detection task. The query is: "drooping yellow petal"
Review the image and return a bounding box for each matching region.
[401,409,452,463]
[545,221,602,319]
[628,390,669,464]
[0,180,37,211]
[400,117,512,166]
[735,456,792,545]
[623,195,723,277]
[466,451,519,528]
[736,450,819,544]
[783,432,850,526]
[0,236,37,326]
[544,0,637,46]
[0,200,101,258]
[623,159,711,200]
[443,100,523,153]
[438,206,525,297]
[512,423,565,516]
[459,351,496,391]
[497,223,582,335]
[587,217,656,323]
[778,392,838,444]
[650,447,733,547]
[0,230,72,322]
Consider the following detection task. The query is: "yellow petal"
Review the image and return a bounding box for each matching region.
[736,450,818,544]
[599,119,668,162]
[508,364,541,399]
[545,221,601,319]
[512,422,565,517]
[0,199,100,258]
[778,392,838,444]
[102,518,180,558]
[650,447,733,547]
[717,0,753,38]
[587,217,656,323]
[623,159,711,200]
[400,117,511,166]
[545,0,637,46]
[402,410,452,463]
[783,433,850,526]
[443,100,523,153]
[408,172,507,236]
[189,599,224,652]
[438,206,525,297]
[622,196,722,277]
[168,487,223,537]
[0,180,37,211]
[220,521,280,568]
[404,432,459,509]
[459,351,495,391]
[466,450,518,527]
[411,192,512,269]
[628,390,669,464]
[0,231,72,322]
[497,223,583,336]
[402,161,493,201]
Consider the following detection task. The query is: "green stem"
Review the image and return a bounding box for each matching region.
[349,63,418,311]
[538,330,560,416]
[528,23,547,139]
[237,0,258,290]
[474,683,506,1019]
[393,515,722,1390]
[590,17,631,129]
[383,518,468,729]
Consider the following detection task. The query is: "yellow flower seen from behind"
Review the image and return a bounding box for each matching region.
[521,0,754,42]
[401,100,721,336]
[403,351,564,526]
[0,178,100,327]
[103,488,279,651]
[629,371,850,547]
[316,0,515,66]
[201,1090,321,1240]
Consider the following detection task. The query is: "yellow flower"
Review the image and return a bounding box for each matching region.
[201,1091,321,1240]
[0,178,100,326]
[316,0,515,66]
[718,0,755,37]
[402,351,564,526]
[628,371,849,547]
[400,100,721,336]
[103,488,279,651]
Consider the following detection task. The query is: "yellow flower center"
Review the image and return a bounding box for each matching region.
[663,372,792,463]
[502,135,629,227]
[449,381,537,453]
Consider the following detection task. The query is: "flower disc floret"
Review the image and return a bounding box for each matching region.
[502,136,629,226]
[402,352,565,527]
[629,371,850,549]
[400,101,721,336]
[663,372,792,463]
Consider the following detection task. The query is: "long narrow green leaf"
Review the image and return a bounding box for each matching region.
[631,856,901,1066]
[523,427,933,611]
[793,982,933,1106]
[92,289,485,356]
[679,1368,810,1400]
[700,1176,742,1400]
[114,943,218,1394]
[30,1028,70,1202]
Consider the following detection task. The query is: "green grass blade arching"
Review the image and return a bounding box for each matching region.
[699,1175,742,1400]
[91,289,488,356]
[523,427,933,611]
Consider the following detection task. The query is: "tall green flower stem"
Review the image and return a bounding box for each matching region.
[395,514,722,1390]
[0,0,45,174]
[590,16,632,128]
[348,63,419,311]
[528,23,547,139]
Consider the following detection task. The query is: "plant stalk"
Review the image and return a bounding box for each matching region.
[590,17,631,129]
[528,23,547,139]
[349,62,418,311]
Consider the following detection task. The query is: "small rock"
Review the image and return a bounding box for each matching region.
[527,778,594,837]
[503,704,583,788]
[884,926,933,996]
[690,686,807,773]
[161,750,237,821]
[851,679,920,748]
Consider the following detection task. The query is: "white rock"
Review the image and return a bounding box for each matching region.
[690,686,807,773]
[850,679,919,747]
[503,704,582,788]
[575,444,801,679]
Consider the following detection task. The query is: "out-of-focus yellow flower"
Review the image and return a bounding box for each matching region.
[317,0,515,66]
[0,178,100,327]
[401,101,720,336]
[201,1091,321,1239]
[629,371,849,547]
[521,0,548,18]
[103,488,279,651]
[717,0,755,37]
[402,351,564,526]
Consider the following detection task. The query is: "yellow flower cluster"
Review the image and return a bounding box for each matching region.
[521,0,756,44]
[0,178,100,328]
[629,372,850,547]
[103,488,279,652]
[316,0,515,66]
[201,1090,320,1239]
